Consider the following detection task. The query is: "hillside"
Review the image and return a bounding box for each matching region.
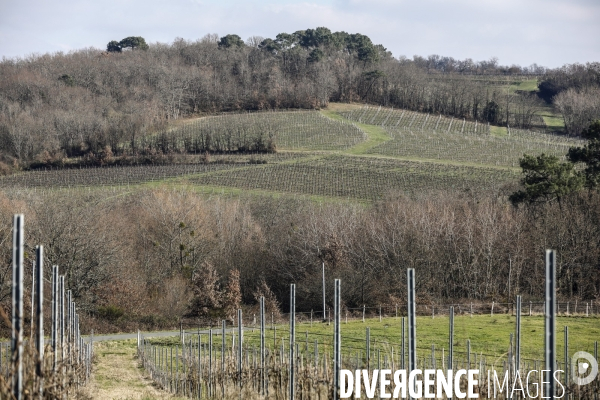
[0,29,565,171]
[0,104,583,201]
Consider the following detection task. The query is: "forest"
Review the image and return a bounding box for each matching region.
[0,187,598,334]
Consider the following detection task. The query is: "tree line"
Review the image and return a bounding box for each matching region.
[0,186,598,335]
[0,28,575,170]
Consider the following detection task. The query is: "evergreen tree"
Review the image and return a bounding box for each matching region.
[568,120,600,188]
[509,153,584,206]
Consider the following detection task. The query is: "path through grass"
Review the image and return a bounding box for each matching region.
[84,339,185,400]
[320,108,392,154]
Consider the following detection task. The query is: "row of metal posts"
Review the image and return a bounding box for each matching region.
[138,249,596,399]
[138,281,338,399]
[10,214,91,399]
[406,250,585,398]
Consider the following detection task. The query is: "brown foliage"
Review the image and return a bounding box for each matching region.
[222,269,242,322]
[190,261,222,317]
[253,278,281,320]
[0,186,598,335]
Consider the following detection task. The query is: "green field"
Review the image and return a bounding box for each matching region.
[147,314,600,369]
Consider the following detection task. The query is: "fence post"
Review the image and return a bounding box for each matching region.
[68,297,73,366]
[448,306,454,370]
[333,279,341,400]
[290,283,296,400]
[35,245,44,399]
[322,263,326,322]
[51,265,58,371]
[314,340,319,370]
[564,326,569,389]
[260,296,265,395]
[407,268,416,392]
[12,214,24,400]
[516,295,521,374]
[238,309,243,387]
[586,303,589,317]
[366,327,370,370]
[545,250,557,398]
[209,328,213,397]
[59,276,65,363]
[362,305,365,322]
[401,317,405,370]
[221,321,225,373]
[30,261,35,340]
[467,340,471,370]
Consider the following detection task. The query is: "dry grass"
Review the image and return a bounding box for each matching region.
[82,339,186,400]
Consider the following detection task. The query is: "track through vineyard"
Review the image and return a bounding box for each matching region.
[84,339,184,400]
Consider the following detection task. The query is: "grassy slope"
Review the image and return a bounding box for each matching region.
[320,108,392,154]
[509,78,539,93]
[541,112,566,133]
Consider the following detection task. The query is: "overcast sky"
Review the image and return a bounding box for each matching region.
[1,0,598,68]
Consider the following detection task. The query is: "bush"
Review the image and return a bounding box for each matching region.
[97,305,124,321]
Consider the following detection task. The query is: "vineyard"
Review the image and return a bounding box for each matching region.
[1,216,93,399]
[341,106,490,135]
[0,104,584,201]
[340,106,583,167]
[136,278,600,399]
[0,155,518,201]
[186,155,517,201]
[128,111,367,154]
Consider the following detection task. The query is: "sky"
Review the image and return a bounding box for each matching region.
[0,0,598,68]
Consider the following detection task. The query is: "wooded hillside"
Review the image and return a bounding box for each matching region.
[2,28,586,167]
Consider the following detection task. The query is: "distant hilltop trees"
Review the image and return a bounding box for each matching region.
[107,36,149,52]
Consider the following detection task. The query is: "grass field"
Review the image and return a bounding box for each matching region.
[509,78,538,93]
[146,314,600,370]
[135,313,600,399]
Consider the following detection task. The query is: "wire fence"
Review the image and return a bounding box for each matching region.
[1,215,92,399]
[139,276,600,399]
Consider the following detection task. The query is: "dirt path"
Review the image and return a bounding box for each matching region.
[82,339,183,400]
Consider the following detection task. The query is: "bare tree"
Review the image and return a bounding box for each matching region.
[554,87,600,135]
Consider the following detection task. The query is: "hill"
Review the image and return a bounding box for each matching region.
[1,28,567,171]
